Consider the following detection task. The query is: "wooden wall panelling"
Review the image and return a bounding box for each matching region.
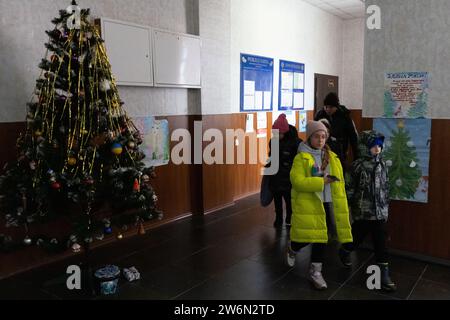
[153,115,201,219]
[201,115,235,212]
[232,113,261,201]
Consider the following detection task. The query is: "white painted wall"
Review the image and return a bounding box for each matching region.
[342,18,364,110]
[0,0,200,123]
[364,0,450,119]
[226,0,343,114]
[199,0,231,115]
[1,0,365,122]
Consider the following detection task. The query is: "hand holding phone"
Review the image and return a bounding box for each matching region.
[325,174,340,184]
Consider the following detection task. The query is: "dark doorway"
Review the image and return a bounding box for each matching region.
[314,73,339,117]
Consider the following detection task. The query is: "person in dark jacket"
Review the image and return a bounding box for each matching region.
[339,130,397,292]
[268,114,301,228]
[314,92,358,169]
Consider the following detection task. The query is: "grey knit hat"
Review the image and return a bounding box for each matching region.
[306,121,329,140]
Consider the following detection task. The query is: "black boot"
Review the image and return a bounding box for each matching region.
[273,217,283,228]
[338,247,352,268]
[273,213,283,228]
[378,263,397,292]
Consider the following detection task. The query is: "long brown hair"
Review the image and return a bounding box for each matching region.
[321,144,330,171]
[306,137,331,171]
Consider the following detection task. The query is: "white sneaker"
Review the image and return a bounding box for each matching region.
[309,263,327,290]
[286,242,296,267]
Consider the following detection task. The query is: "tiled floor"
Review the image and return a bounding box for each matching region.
[1,194,450,300]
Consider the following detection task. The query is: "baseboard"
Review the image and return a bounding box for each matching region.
[203,202,235,216]
[233,191,259,202]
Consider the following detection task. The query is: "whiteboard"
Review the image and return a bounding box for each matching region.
[101,18,153,86]
[152,29,201,88]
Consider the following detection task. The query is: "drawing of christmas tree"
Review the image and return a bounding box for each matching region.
[383,120,422,200]
[407,91,428,118]
[383,90,395,118]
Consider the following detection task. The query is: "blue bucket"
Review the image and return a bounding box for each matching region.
[94,265,120,295]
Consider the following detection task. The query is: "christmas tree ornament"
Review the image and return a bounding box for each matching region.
[68,157,77,166]
[34,130,43,137]
[138,222,146,235]
[111,143,123,155]
[23,236,33,246]
[386,160,393,167]
[128,141,135,149]
[133,178,140,192]
[103,219,112,234]
[117,233,123,240]
[100,79,111,92]
[50,54,60,63]
[29,161,37,170]
[95,233,104,241]
[71,243,81,253]
[396,179,403,187]
[51,182,61,190]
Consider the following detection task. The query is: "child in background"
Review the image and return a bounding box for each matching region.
[340,130,397,292]
[287,121,352,290]
[268,114,301,228]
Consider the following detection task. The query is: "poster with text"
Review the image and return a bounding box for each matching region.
[299,111,307,133]
[278,60,305,110]
[373,118,431,203]
[257,112,267,138]
[384,72,429,118]
[134,117,170,167]
[240,53,274,112]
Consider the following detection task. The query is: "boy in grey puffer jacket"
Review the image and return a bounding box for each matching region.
[339,130,397,292]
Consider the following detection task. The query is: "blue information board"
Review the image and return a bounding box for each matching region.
[278,60,305,110]
[240,53,274,112]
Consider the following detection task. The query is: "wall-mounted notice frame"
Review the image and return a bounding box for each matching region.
[240,53,274,112]
[278,60,305,110]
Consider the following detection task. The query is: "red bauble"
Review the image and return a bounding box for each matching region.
[51,182,61,190]
[133,178,140,192]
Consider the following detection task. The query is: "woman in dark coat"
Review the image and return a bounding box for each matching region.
[268,114,301,227]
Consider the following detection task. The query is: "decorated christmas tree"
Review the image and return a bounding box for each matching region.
[0,1,162,252]
[383,120,422,200]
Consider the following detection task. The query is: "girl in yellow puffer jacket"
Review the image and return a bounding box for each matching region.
[286,120,353,290]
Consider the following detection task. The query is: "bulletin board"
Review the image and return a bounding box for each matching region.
[278,60,305,110]
[240,53,274,112]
